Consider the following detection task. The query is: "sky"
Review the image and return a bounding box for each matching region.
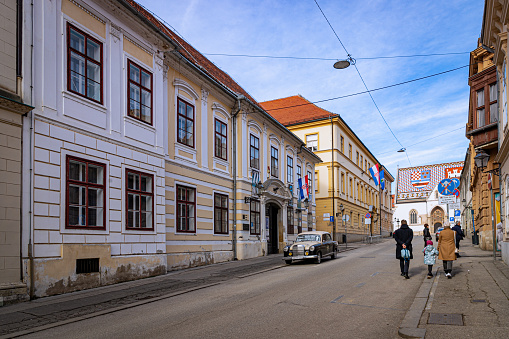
[137,0,484,188]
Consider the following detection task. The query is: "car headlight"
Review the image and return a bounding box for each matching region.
[284,246,289,252]
[309,245,315,251]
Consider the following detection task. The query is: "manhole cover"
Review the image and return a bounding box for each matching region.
[472,299,486,303]
[428,313,463,326]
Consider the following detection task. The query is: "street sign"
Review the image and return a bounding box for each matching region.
[365,212,371,219]
[330,216,335,222]
[323,213,330,221]
[439,195,457,204]
[449,202,460,210]
[451,178,460,189]
[342,215,350,222]
[454,210,461,217]
[449,217,454,222]
[453,188,460,198]
[438,179,456,196]
[365,218,371,224]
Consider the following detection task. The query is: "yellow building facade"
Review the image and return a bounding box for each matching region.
[261,96,394,242]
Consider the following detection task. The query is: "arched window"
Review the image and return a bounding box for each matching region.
[409,209,418,224]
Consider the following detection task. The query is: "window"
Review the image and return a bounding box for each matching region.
[341,172,345,193]
[287,156,293,183]
[356,152,359,166]
[307,171,313,196]
[349,178,353,197]
[271,146,278,177]
[360,155,363,169]
[477,88,485,127]
[365,160,367,172]
[490,83,498,123]
[126,169,153,230]
[307,213,313,231]
[128,60,152,124]
[215,119,227,160]
[177,98,195,147]
[287,207,294,235]
[409,209,418,224]
[67,24,103,103]
[66,156,106,229]
[297,210,302,233]
[340,136,344,153]
[177,185,196,232]
[306,134,318,151]
[250,134,259,169]
[349,144,352,159]
[250,199,261,235]
[214,193,228,234]
[314,171,318,191]
[297,165,302,180]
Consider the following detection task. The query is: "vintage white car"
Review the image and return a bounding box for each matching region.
[283,231,338,264]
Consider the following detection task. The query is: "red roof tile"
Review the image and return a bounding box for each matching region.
[124,0,258,105]
[259,95,336,126]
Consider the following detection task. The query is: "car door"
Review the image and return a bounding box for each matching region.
[323,234,331,255]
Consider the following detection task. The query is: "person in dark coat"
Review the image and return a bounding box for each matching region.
[451,221,465,257]
[423,223,432,247]
[395,219,413,279]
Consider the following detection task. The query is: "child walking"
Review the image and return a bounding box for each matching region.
[423,240,439,278]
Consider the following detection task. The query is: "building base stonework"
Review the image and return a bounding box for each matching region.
[25,244,166,298]
[0,283,29,306]
[167,251,233,271]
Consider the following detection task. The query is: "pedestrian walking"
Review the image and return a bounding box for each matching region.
[451,221,465,257]
[423,223,432,247]
[423,240,439,279]
[395,219,413,279]
[438,222,456,278]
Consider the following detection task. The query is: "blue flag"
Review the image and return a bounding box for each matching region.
[380,169,385,190]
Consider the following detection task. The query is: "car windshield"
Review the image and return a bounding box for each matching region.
[296,234,321,242]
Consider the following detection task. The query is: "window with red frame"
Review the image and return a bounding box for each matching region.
[177,98,194,147]
[67,24,102,103]
[214,119,227,160]
[177,185,195,232]
[126,169,153,230]
[128,60,152,124]
[214,193,228,234]
[66,156,106,229]
[287,207,294,235]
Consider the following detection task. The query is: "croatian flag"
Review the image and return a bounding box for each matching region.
[380,169,385,191]
[369,164,380,186]
[298,177,308,200]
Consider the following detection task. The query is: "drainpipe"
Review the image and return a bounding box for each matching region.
[28,0,35,299]
[231,95,244,260]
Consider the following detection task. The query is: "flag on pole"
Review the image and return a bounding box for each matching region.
[298,177,308,200]
[369,164,380,186]
[380,169,385,190]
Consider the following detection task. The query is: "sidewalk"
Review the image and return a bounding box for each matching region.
[0,243,364,338]
[399,241,509,338]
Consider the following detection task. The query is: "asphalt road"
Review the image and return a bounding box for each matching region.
[21,238,426,339]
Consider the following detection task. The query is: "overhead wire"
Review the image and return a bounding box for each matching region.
[375,126,464,156]
[260,64,468,112]
[313,0,412,166]
[203,51,470,61]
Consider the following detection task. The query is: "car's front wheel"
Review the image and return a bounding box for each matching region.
[315,252,322,264]
[285,260,292,265]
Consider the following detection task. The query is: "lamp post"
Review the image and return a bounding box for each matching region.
[474,149,499,260]
[340,203,346,248]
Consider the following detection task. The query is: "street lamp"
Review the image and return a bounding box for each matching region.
[474,149,490,170]
[333,55,355,69]
[340,203,346,248]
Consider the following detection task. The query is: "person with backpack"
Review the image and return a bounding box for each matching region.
[395,219,413,279]
[423,223,432,247]
[452,221,465,257]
